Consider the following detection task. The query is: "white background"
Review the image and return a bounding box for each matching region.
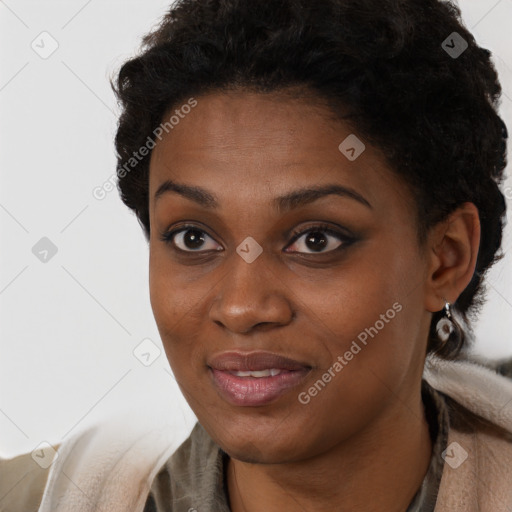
[1,0,511,457]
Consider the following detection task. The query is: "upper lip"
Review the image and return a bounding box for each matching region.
[208,351,311,372]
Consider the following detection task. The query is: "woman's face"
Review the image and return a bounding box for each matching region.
[148,91,433,464]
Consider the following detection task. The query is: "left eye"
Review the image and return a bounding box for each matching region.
[285,227,348,254]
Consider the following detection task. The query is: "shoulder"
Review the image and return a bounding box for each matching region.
[423,354,512,510]
[1,412,184,512]
[423,353,512,434]
[0,446,60,512]
[435,406,512,511]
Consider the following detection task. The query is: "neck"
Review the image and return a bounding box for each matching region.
[226,384,432,512]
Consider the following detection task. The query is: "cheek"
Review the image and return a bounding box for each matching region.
[148,246,215,370]
[304,240,424,380]
[309,242,415,328]
[286,252,424,445]
[149,249,172,329]
[149,249,185,355]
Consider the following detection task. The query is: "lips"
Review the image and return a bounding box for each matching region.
[208,351,310,372]
[208,351,311,406]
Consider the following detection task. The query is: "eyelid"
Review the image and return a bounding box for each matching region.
[288,222,352,244]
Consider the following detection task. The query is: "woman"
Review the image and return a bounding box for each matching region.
[2,0,511,511]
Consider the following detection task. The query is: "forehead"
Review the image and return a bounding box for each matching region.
[148,91,410,213]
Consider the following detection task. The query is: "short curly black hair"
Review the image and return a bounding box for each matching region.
[111,0,508,359]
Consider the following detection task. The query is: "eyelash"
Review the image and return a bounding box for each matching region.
[159,222,356,256]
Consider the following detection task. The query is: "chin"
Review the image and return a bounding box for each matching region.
[224,441,302,465]
[207,418,311,464]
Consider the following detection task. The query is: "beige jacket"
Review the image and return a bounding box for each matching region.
[1,354,512,512]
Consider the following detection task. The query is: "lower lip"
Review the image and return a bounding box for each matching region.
[210,368,310,406]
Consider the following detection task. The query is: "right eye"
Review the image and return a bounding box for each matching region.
[160,225,223,253]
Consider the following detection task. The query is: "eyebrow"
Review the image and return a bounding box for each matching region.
[154,179,372,211]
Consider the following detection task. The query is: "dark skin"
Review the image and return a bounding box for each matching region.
[147,90,480,511]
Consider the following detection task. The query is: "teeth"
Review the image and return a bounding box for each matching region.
[232,369,283,378]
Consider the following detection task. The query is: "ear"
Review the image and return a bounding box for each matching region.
[424,202,481,313]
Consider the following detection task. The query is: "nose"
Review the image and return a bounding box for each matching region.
[208,249,294,334]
